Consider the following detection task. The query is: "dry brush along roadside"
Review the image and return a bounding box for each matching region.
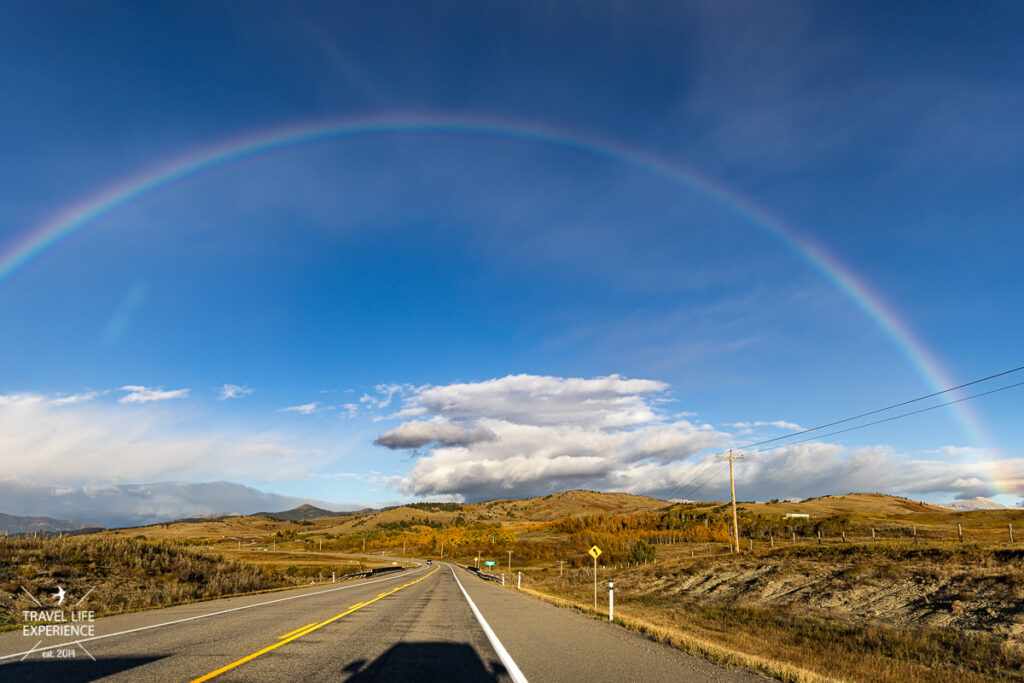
[518,543,1024,682]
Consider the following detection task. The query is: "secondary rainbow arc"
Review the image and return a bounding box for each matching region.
[0,114,990,457]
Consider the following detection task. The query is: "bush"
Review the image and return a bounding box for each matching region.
[627,540,657,564]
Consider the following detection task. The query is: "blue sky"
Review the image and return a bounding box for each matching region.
[1,2,1022,525]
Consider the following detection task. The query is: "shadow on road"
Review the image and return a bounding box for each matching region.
[0,655,166,682]
[344,642,507,682]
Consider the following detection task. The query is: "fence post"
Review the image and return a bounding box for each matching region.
[913,525,917,544]
[871,528,876,543]
[1010,524,1015,543]
[841,531,846,543]
[958,524,963,543]
[792,531,796,544]
[769,535,774,548]
[817,530,822,545]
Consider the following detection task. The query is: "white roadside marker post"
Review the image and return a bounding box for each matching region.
[609,581,614,622]
[517,571,521,590]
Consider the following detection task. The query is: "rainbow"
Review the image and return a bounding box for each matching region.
[0,114,989,450]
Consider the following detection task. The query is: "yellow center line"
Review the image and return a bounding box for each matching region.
[190,566,440,683]
[277,622,316,640]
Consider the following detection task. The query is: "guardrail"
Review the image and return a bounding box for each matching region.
[342,565,406,580]
[473,569,503,584]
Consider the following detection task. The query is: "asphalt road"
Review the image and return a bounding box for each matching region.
[0,563,767,682]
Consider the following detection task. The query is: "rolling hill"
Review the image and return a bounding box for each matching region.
[0,511,101,534]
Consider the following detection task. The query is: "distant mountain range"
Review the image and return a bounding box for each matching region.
[0,512,102,534]
[939,497,1008,511]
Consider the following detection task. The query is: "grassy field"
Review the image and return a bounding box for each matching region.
[0,535,392,628]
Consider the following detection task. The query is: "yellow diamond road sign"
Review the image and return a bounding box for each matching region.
[589,545,602,559]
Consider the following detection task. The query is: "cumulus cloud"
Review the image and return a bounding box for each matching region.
[219,384,254,400]
[398,374,669,428]
[281,402,318,415]
[372,374,1022,504]
[374,374,724,500]
[374,420,498,449]
[119,385,190,404]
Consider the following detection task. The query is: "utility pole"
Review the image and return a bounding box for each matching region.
[716,450,745,553]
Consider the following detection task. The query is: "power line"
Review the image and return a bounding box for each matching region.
[733,363,1024,452]
[661,364,1024,503]
[750,378,1024,454]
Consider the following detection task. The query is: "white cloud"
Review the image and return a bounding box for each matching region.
[359,383,416,410]
[0,393,317,485]
[219,384,254,400]
[0,394,45,407]
[373,373,1022,504]
[726,420,803,431]
[0,479,357,528]
[281,402,318,415]
[119,385,190,404]
[51,391,104,406]
[397,374,669,428]
[938,445,989,458]
[374,374,723,499]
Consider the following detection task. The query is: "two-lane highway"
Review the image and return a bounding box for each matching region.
[0,563,766,681]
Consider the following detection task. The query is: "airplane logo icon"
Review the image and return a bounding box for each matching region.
[52,586,66,606]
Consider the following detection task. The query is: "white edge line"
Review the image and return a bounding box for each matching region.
[0,566,425,663]
[449,565,528,683]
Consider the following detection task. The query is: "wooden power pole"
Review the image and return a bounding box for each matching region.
[717,450,745,553]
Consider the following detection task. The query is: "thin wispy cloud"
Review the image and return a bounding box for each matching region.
[219,384,254,400]
[281,402,318,415]
[0,394,316,485]
[52,391,105,406]
[119,385,190,404]
[726,420,804,431]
